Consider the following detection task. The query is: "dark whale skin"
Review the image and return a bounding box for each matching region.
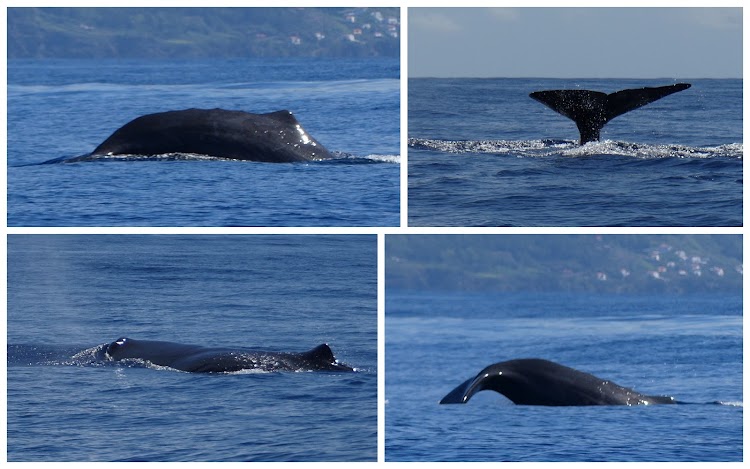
[70,108,333,163]
[530,84,691,144]
[440,358,676,406]
[102,337,353,373]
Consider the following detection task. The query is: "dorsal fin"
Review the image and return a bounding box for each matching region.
[530,83,691,144]
[301,343,336,364]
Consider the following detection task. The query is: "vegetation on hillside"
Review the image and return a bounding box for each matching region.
[386,235,742,294]
[8,7,400,58]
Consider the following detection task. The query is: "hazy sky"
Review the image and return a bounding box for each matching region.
[409,8,742,78]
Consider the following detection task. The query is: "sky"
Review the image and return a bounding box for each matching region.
[409,7,742,78]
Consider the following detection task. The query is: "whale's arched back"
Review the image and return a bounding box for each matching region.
[440,358,676,406]
[87,108,333,163]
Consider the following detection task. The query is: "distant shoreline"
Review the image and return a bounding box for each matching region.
[8,7,400,59]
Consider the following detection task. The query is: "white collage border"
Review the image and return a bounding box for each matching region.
[1,2,747,465]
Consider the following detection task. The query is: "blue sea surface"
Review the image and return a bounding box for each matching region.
[7,235,377,461]
[408,78,742,226]
[385,291,742,461]
[7,58,400,226]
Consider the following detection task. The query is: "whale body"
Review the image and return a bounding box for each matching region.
[530,83,691,144]
[440,358,676,406]
[101,337,353,373]
[60,108,333,163]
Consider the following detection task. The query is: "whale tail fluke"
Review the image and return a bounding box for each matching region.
[530,83,691,144]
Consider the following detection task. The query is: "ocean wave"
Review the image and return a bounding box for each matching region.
[409,138,742,159]
[716,401,743,407]
[364,154,400,164]
[36,151,400,165]
[328,152,401,164]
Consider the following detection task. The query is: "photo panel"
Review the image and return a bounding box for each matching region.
[7,7,401,227]
[7,234,377,461]
[385,234,742,461]
[408,8,742,227]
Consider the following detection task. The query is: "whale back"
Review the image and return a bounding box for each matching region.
[104,337,196,368]
[103,337,353,373]
[175,343,354,373]
[440,358,676,406]
[90,108,333,162]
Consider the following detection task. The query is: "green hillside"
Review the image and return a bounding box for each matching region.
[8,7,400,58]
[386,235,742,294]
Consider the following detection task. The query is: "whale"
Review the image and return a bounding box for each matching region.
[99,337,354,373]
[529,83,691,145]
[440,358,676,406]
[53,108,334,163]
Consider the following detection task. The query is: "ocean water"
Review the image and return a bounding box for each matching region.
[7,235,377,461]
[7,58,400,226]
[408,78,742,226]
[385,291,742,462]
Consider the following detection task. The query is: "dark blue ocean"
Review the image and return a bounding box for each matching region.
[7,235,377,461]
[7,58,400,226]
[385,291,742,462]
[408,78,742,226]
